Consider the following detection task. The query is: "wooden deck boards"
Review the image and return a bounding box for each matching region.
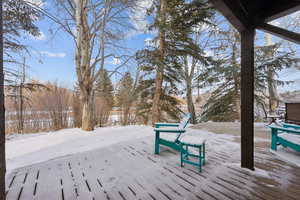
[5,134,300,200]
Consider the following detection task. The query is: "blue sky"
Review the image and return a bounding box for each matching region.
[20,18,152,88]
[13,1,300,92]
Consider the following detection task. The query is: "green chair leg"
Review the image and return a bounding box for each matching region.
[271,128,278,151]
[155,131,160,154]
[180,144,184,167]
[185,145,189,160]
[179,142,206,172]
[203,143,205,165]
[199,146,202,172]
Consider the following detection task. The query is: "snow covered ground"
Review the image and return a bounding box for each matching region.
[6,126,154,172]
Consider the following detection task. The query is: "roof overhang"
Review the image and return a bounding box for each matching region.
[210,0,300,44]
[210,0,300,31]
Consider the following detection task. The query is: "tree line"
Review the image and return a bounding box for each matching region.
[3,0,300,133]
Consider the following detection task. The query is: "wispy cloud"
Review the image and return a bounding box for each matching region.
[40,51,66,58]
[128,0,154,37]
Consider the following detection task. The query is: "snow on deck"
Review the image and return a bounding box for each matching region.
[280,133,300,145]
[6,126,154,171]
[5,125,300,200]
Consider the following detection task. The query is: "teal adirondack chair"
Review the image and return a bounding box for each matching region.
[268,124,300,152]
[154,113,191,154]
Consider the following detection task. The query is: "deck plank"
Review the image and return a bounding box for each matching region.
[19,168,39,200]
[5,134,300,200]
[6,171,27,200]
[33,164,61,200]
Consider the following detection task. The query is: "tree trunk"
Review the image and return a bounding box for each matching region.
[267,71,278,113]
[232,40,241,121]
[19,57,25,133]
[152,71,163,124]
[122,106,130,125]
[152,0,166,125]
[81,94,94,131]
[75,0,94,131]
[0,0,6,197]
[265,33,278,114]
[233,87,241,121]
[186,79,196,124]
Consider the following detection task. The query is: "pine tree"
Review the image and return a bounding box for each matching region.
[116,72,136,126]
[135,72,182,124]
[3,0,41,62]
[255,42,298,115]
[137,0,214,124]
[95,69,114,127]
[200,25,298,122]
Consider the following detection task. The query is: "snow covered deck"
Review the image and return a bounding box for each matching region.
[5,124,300,200]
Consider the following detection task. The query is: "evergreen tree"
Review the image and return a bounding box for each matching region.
[95,69,114,127]
[116,72,136,126]
[137,0,214,123]
[255,42,298,115]
[200,25,298,122]
[4,0,41,62]
[199,27,241,121]
[96,69,114,107]
[135,70,182,124]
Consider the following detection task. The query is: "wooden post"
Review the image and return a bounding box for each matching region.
[240,28,255,170]
[0,0,5,198]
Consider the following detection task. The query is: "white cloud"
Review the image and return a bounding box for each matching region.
[128,0,153,37]
[111,58,121,65]
[40,51,66,58]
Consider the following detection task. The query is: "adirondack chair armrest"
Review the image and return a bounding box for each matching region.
[268,125,300,135]
[282,122,300,130]
[154,127,186,133]
[155,122,180,128]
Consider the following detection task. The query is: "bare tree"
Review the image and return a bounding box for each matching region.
[48,0,136,130]
[34,82,72,130]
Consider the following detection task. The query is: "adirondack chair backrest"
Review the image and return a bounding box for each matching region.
[178,113,191,129]
[175,113,191,141]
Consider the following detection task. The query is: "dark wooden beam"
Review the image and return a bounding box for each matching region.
[240,28,255,170]
[262,2,300,22]
[0,0,5,198]
[210,0,252,31]
[257,23,300,45]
